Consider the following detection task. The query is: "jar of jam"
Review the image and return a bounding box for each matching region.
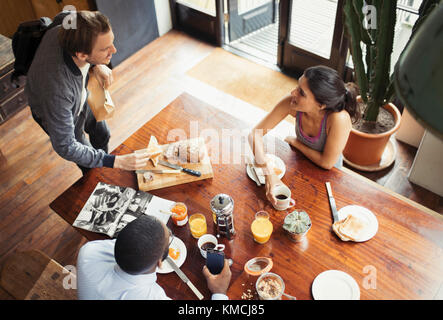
[171,202,188,226]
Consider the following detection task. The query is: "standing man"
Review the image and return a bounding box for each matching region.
[26,10,150,174]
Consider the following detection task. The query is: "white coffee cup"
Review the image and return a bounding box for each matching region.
[197,234,225,258]
[272,185,296,211]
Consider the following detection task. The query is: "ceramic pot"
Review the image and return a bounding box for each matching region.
[343,99,402,167]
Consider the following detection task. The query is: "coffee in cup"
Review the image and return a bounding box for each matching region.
[197,234,225,258]
[272,185,295,211]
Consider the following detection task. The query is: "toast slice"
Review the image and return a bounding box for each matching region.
[333,214,366,241]
[338,214,366,241]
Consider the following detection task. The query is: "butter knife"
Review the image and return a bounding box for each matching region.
[246,156,262,186]
[248,163,261,186]
[325,182,340,223]
[166,256,204,300]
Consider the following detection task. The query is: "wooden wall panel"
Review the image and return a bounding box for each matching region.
[0,0,95,38]
[31,0,95,19]
[0,0,36,38]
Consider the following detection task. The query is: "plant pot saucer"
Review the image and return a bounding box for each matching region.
[343,139,396,172]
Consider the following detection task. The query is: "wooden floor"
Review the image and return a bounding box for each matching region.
[0,30,441,299]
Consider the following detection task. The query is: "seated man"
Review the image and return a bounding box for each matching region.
[77,215,231,300]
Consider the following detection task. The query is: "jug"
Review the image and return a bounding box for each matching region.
[210,194,235,239]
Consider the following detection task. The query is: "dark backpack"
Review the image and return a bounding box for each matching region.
[10,12,70,85]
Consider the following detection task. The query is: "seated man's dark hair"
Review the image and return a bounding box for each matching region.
[114,215,167,275]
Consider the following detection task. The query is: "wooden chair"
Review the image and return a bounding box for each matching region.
[0,250,77,300]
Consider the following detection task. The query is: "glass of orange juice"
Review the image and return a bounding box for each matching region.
[189,213,207,238]
[251,211,273,244]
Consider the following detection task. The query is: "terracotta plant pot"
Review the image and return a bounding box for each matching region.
[343,100,402,167]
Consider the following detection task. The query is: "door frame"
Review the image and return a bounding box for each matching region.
[278,0,349,78]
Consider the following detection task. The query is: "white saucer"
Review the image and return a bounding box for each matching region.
[337,205,379,242]
[246,154,286,185]
[312,270,360,300]
[156,236,187,274]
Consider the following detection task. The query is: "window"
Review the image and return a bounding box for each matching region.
[346,0,422,75]
[288,0,339,60]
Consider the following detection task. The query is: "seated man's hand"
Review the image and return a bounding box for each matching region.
[203,259,232,295]
[114,152,151,171]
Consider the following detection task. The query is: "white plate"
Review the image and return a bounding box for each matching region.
[337,205,379,242]
[156,236,187,274]
[312,270,360,300]
[246,154,286,184]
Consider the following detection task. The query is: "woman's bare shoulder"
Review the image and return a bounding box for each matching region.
[327,110,351,130]
[329,110,351,123]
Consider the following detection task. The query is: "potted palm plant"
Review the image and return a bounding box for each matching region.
[342,0,402,168]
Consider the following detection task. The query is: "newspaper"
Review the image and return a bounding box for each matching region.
[73,182,173,238]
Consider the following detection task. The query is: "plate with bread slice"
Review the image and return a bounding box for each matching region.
[332,205,378,242]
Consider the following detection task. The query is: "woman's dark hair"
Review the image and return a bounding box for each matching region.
[304,65,358,120]
[114,215,167,275]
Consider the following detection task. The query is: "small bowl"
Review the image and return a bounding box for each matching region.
[244,257,273,277]
[256,272,285,300]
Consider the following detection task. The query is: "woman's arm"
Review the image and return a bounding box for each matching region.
[286,111,351,170]
[248,95,292,169]
[249,96,292,205]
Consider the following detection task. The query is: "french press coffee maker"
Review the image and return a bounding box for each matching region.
[210,193,235,239]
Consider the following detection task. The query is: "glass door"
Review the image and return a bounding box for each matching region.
[278,0,348,77]
[227,0,276,41]
[224,0,279,65]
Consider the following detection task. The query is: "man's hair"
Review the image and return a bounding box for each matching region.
[114,215,167,275]
[58,10,111,56]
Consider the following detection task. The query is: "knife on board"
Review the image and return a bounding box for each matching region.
[159,160,201,177]
[325,182,340,223]
[135,169,181,174]
[166,256,204,300]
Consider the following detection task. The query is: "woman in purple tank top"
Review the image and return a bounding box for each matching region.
[249,65,358,208]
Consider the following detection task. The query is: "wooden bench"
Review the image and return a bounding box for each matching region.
[0,250,77,300]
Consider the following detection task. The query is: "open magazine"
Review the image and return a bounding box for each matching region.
[73,182,173,238]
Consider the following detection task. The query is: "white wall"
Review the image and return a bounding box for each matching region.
[154,0,173,36]
[408,130,443,197]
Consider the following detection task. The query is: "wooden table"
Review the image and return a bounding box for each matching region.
[50,93,443,300]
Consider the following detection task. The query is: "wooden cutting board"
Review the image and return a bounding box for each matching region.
[137,137,213,191]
